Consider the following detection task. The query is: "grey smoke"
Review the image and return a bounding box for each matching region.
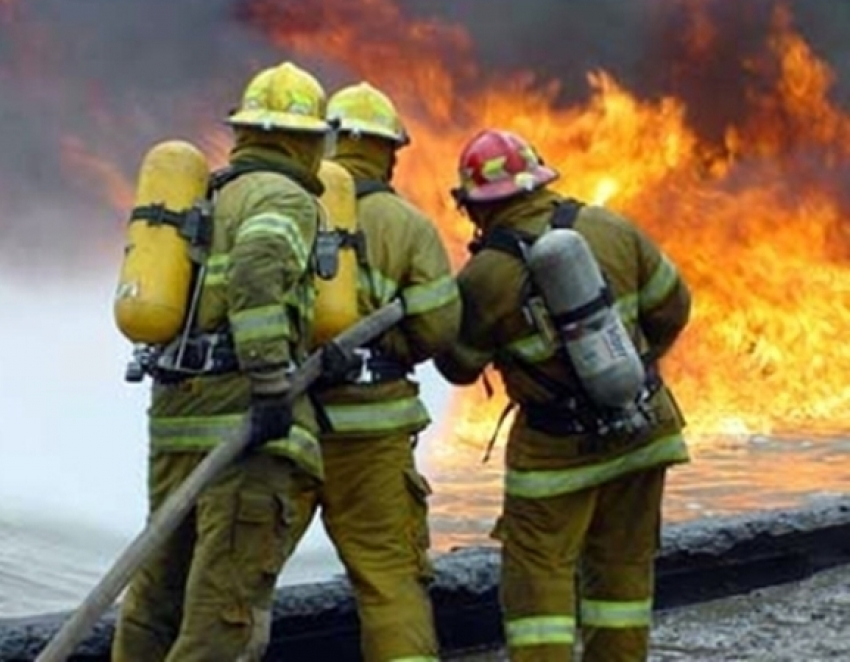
[2,0,850,275]
[0,0,280,276]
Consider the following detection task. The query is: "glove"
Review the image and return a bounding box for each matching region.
[246,392,293,451]
[319,341,364,384]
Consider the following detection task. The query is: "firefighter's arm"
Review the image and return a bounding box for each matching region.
[434,268,495,385]
[227,179,315,392]
[635,230,692,360]
[387,223,461,364]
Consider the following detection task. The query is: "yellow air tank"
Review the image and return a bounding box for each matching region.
[114,140,210,344]
[312,159,361,347]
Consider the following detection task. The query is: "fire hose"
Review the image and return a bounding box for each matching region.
[34,299,405,662]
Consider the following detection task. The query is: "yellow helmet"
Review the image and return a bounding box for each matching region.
[327,82,409,146]
[227,62,331,133]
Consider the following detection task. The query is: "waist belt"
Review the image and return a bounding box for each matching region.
[152,331,239,384]
[360,350,410,384]
[316,347,411,388]
[524,369,664,439]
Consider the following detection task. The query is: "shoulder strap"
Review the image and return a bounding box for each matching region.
[469,226,534,258]
[551,198,585,229]
[354,179,395,199]
[468,199,586,257]
[207,163,276,196]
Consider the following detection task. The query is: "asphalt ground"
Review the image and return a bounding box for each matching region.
[451,562,850,661]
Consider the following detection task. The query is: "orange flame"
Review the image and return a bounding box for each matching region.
[243,0,850,444]
[19,0,850,447]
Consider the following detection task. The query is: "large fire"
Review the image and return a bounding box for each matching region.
[246,0,850,444]
[4,0,850,449]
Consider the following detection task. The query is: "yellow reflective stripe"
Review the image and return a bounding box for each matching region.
[265,425,323,479]
[402,274,459,315]
[615,294,638,327]
[150,414,243,448]
[361,268,399,306]
[580,598,653,628]
[230,305,290,343]
[323,396,430,433]
[639,254,679,312]
[236,212,310,270]
[203,253,230,287]
[506,332,556,363]
[506,433,689,498]
[481,156,508,181]
[505,615,575,647]
[149,415,322,478]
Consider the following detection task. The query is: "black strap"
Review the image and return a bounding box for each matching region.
[468,199,584,257]
[129,203,211,248]
[470,226,531,258]
[554,289,612,326]
[308,391,335,434]
[550,198,584,229]
[209,163,287,195]
[355,179,395,199]
[130,204,184,228]
[211,159,325,197]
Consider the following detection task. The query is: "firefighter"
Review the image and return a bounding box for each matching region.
[283,82,461,662]
[435,128,692,662]
[112,61,333,662]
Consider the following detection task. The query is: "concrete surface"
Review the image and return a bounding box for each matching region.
[3,495,850,661]
[452,561,850,661]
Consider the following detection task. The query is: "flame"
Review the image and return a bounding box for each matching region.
[6,0,850,448]
[237,0,850,444]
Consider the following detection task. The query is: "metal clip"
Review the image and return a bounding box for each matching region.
[315,230,341,280]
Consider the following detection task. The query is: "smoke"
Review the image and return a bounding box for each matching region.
[404,0,850,131]
[0,270,452,615]
[3,0,850,274]
[0,0,280,273]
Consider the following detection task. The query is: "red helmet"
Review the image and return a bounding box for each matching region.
[452,129,558,204]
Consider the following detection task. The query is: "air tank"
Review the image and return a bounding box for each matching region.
[114,140,209,344]
[527,228,646,408]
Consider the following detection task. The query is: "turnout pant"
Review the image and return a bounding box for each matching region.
[112,450,306,662]
[286,433,439,662]
[499,466,667,662]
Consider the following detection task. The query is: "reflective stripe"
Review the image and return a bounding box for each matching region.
[230,305,290,344]
[639,254,679,312]
[481,156,508,181]
[265,425,323,479]
[402,274,459,315]
[505,433,689,498]
[505,332,556,363]
[615,295,639,328]
[581,598,653,628]
[505,615,575,647]
[236,212,310,271]
[150,414,244,448]
[203,253,229,287]
[388,658,439,662]
[323,396,430,434]
[150,415,322,479]
[361,268,398,306]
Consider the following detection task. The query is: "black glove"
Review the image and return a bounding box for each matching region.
[246,392,293,451]
[319,341,364,384]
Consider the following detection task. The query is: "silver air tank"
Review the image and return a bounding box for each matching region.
[527,228,646,408]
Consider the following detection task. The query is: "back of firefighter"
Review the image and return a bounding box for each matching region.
[112,62,332,662]
[281,82,461,662]
[435,129,692,662]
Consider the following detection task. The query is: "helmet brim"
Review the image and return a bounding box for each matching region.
[463,165,559,202]
[334,118,410,146]
[226,109,331,133]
